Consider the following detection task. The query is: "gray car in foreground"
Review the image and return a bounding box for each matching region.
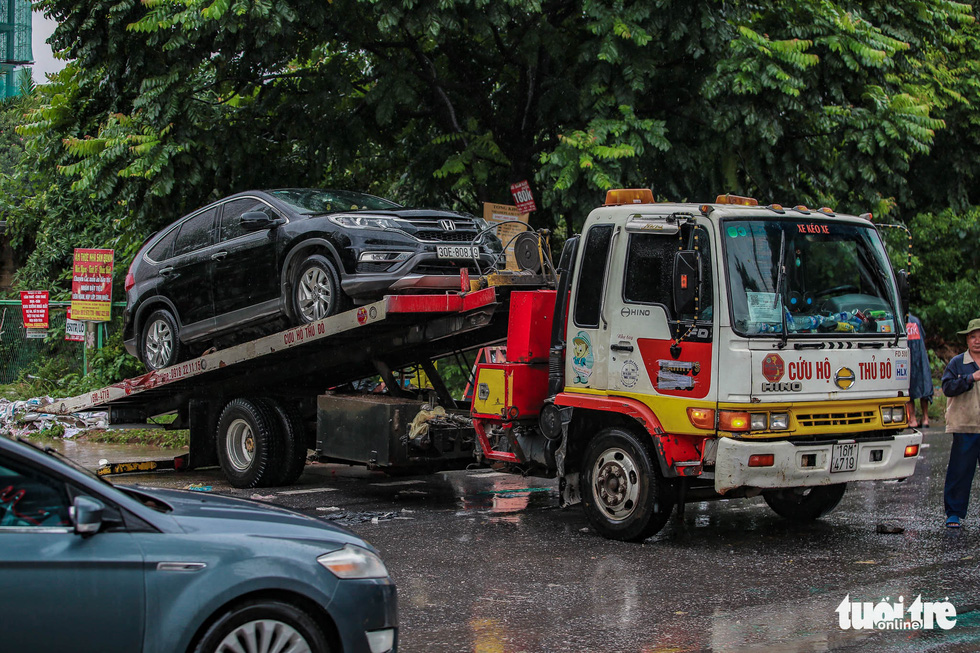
[0,436,397,653]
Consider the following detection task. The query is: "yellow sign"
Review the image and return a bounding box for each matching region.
[483,203,529,271]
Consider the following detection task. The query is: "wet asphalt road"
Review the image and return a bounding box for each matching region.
[72,426,980,653]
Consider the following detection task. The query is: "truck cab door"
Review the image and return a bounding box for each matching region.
[602,220,717,435]
[565,222,615,390]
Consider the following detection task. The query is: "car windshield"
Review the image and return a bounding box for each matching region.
[269,189,401,215]
[723,218,904,336]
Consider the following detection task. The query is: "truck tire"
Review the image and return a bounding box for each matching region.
[291,255,347,323]
[763,484,846,521]
[580,427,674,541]
[193,598,331,653]
[141,309,183,371]
[262,398,309,486]
[216,398,283,488]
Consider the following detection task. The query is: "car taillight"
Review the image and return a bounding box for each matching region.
[125,272,135,292]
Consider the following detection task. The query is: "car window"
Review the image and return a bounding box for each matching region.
[0,454,72,528]
[219,198,276,243]
[147,228,178,261]
[173,208,217,256]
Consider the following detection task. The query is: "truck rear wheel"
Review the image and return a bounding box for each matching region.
[216,398,282,488]
[763,484,846,521]
[262,398,309,486]
[580,427,674,541]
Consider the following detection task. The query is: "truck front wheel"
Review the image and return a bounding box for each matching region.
[580,427,674,541]
[763,484,846,521]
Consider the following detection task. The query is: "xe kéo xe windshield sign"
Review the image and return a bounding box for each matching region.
[71,248,114,322]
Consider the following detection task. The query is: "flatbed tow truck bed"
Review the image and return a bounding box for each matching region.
[37,280,545,486]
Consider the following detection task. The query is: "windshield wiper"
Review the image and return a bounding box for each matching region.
[773,230,789,349]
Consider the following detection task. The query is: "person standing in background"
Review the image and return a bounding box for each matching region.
[941,318,980,528]
[907,314,934,428]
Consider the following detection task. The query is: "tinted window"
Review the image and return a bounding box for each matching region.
[623,234,674,308]
[573,224,614,327]
[219,198,273,243]
[173,208,216,256]
[0,454,71,528]
[146,228,177,261]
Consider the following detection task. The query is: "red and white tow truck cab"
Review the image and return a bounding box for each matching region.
[470,189,921,540]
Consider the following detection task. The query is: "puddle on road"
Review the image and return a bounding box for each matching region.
[27,437,185,471]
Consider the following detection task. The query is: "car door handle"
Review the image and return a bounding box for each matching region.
[159,266,175,276]
[210,251,228,261]
[611,343,634,353]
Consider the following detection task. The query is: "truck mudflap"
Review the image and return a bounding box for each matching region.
[713,431,922,495]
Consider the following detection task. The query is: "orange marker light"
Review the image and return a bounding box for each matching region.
[605,189,654,206]
[687,407,715,429]
[715,194,759,206]
[719,410,751,431]
[748,454,775,467]
[904,444,920,458]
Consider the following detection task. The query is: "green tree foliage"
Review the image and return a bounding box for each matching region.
[27,0,974,237]
[8,0,980,352]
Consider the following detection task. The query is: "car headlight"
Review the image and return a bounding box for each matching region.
[317,544,389,579]
[329,215,403,230]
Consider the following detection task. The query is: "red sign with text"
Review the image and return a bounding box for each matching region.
[21,291,49,329]
[510,180,537,213]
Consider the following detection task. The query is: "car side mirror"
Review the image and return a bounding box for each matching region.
[240,211,282,231]
[896,269,910,320]
[72,495,105,536]
[673,250,701,316]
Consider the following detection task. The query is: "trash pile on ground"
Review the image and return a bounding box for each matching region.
[0,396,106,439]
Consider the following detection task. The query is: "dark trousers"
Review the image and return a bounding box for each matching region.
[944,433,980,518]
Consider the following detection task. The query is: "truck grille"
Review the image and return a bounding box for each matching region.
[796,410,876,428]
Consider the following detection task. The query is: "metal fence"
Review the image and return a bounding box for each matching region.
[0,300,125,384]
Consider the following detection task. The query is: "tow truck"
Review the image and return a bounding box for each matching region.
[39,189,922,540]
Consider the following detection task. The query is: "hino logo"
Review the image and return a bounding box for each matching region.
[761,381,803,392]
[620,307,651,318]
[439,219,456,231]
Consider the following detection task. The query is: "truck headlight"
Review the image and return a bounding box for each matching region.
[769,413,789,430]
[317,545,389,579]
[750,413,768,430]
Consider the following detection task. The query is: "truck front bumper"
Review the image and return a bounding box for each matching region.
[714,431,922,495]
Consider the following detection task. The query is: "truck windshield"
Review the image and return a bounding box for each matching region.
[723,218,903,337]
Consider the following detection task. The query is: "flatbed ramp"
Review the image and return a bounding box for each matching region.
[34,286,523,487]
[41,288,502,419]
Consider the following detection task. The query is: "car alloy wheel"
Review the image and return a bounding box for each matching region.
[141,309,183,371]
[214,619,312,653]
[298,265,333,321]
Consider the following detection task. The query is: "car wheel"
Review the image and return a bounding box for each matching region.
[141,309,183,371]
[263,398,309,486]
[193,599,331,653]
[292,254,347,323]
[216,398,282,488]
[763,484,846,521]
[579,427,674,541]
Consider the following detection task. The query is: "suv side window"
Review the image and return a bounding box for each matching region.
[147,228,178,262]
[0,454,71,528]
[173,208,216,257]
[219,198,274,243]
[573,224,614,328]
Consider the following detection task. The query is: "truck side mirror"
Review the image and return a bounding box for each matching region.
[673,250,701,316]
[896,269,910,320]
